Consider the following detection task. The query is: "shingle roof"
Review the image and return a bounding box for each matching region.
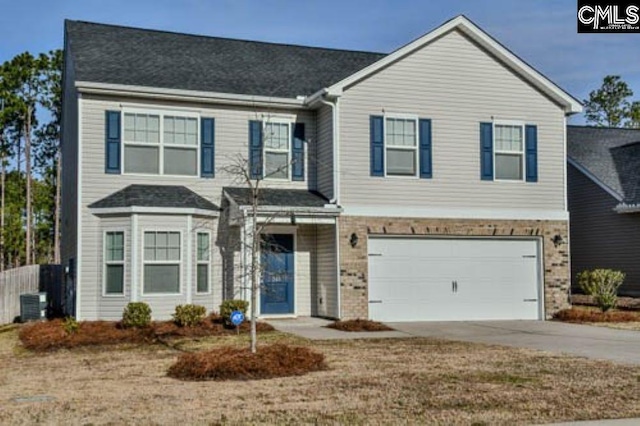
[89,185,219,210]
[224,187,329,208]
[65,20,386,98]
[567,125,640,204]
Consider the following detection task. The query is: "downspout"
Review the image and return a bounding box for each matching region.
[317,95,342,318]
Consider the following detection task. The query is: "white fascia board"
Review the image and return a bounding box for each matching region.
[342,205,569,221]
[75,81,308,110]
[321,15,582,114]
[567,158,624,202]
[257,216,336,225]
[90,206,219,217]
[239,205,343,216]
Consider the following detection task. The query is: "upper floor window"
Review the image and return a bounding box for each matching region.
[123,112,198,176]
[386,117,417,177]
[494,124,524,181]
[263,122,290,180]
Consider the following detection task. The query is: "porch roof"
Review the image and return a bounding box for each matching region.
[223,187,331,209]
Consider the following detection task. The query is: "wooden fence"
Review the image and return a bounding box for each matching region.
[0,264,65,324]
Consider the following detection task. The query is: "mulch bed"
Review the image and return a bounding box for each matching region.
[19,314,274,352]
[554,308,640,323]
[167,344,327,381]
[571,294,640,311]
[326,319,394,332]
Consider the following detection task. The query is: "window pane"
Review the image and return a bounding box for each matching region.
[264,123,289,150]
[164,147,197,176]
[197,233,210,261]
[168,232,180,247]
[186,118,197,135]
[197,264,209,293]
[106,265,124,294]
[106,232,124,261]
[144,265,180,293]
[495,153,523,180]
[495,125,523,152]
[124,146,159,174]
[386,118,416,147]
[124,114,135,132]
[265,152,288,179]
[387,148,416,176]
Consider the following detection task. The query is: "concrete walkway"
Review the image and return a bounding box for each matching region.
[266,317,410,340]
[389,320,640,365]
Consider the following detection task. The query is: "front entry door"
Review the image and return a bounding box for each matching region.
[260,234,295,315]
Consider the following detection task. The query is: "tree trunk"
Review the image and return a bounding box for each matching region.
[54,149,61,264]
[250,184,259,354]
[25,107,32,265]
[0,154,5,272]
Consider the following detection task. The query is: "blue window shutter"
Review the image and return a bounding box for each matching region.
[370,115,384,177]
[292,123,305,181]
[525,124,538,182]
[480,122,493,180]
[249,120,263,179]
[200,118,215,178]
[105,111,121,174]
[419,118,432,179]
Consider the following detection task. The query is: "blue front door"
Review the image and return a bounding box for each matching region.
[260,234,295,315]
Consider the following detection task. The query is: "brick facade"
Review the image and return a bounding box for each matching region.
[338,216,570,320]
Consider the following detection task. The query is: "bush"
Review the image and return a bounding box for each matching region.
[167,344,326,381]
[220,300,249,326]
[61,317,79,334]
[172,304,207,327]
[578,269,626,312]
[122,302,152,328]
[326,319,394,332]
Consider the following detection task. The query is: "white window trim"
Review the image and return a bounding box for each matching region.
[493,120,526,183]
[141,229,183,296]
[121,108,201,178]
[383,114,420,179]
[262,119,292,181]
[195,231,212,295]
[102,229,126,297]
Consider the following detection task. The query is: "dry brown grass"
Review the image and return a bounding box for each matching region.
[19,315,274,352]
[2,328,640,424]
[326,318,394,332]
[554,307,640,323]
[168,344,326,381]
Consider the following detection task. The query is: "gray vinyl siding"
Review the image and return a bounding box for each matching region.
[338,29,566,212]
[60,39,78,269]
[295,227,314,316]
[77,94,318,319]
[568,164,640,296]
[316,105,334,200]
[315,225,338,318]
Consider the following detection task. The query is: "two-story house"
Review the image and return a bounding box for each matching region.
[61,16,581,322]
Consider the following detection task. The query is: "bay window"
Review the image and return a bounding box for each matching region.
[143,231,181,294]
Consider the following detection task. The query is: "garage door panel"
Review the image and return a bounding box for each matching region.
[367,237,541,322]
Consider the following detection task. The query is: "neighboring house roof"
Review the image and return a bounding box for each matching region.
[89,184,219,210]
[64,20,385,99]
[567,125,640,208]
[224,187,329,208]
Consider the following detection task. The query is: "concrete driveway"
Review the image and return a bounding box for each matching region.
[388,320,640,365]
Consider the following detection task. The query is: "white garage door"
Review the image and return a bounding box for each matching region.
[368,237,541,322]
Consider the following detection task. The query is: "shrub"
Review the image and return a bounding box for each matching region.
[122,302,152,328]
[167,344,326,381]
[326,319,394,332]
[61,317,79,334]
[172,304,207,327]
[578,269,626,312]
[220,300,249,326]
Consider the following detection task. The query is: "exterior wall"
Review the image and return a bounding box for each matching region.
[77,94,319,319]
[60,39,78,270]
[315,224,338,318]
[568,164,640,296]
[294,226,314,316]
[338,216,570,320]
[316,105,334,200]
[338,29,567,213]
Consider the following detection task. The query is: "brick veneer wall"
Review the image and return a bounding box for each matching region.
[338,216,570,320]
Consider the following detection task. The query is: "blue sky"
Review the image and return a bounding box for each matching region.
[1,0,639,124]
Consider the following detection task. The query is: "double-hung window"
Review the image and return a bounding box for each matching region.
[104,231,125,295]
[385,117,418,176]
[123,112,198,176]
[494,124,524,181]
[143,231,181,294]
[196,232,210,293]
[263,122,290,179]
